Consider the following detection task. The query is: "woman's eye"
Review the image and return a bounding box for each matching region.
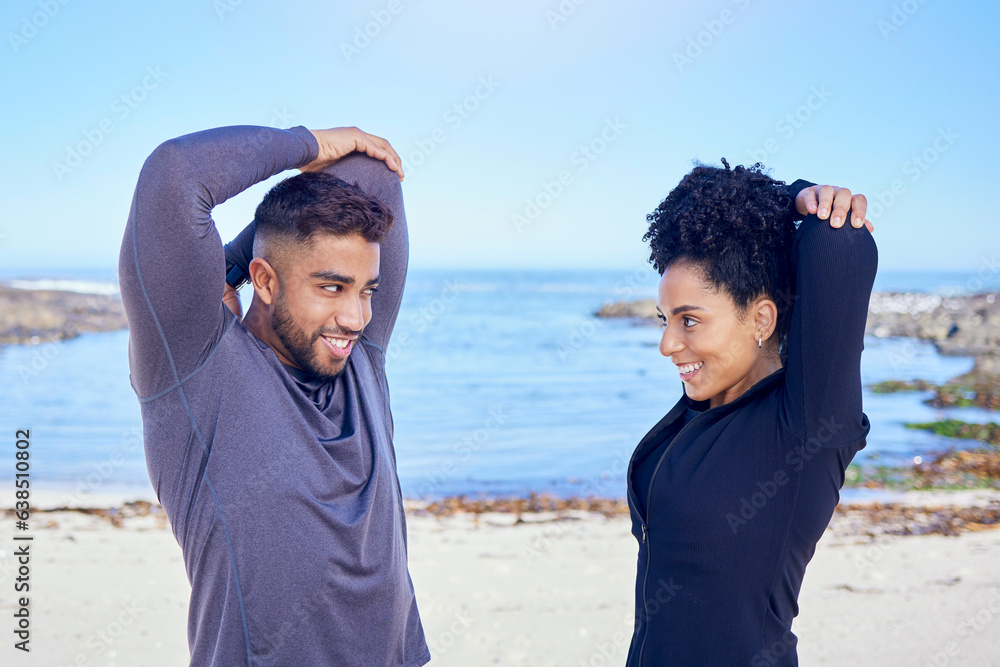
[659,316,695,328]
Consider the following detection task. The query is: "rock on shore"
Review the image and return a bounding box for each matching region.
[866,292,1000,361]
[0,284,128,345]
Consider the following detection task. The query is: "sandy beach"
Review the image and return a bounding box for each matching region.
[1,490,998,666]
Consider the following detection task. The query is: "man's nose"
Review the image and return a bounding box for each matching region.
[336,296,365,332]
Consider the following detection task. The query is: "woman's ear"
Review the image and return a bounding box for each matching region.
[752,297,778,342]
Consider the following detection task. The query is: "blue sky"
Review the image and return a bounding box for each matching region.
[1,0,997,274]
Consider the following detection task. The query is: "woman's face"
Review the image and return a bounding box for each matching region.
[656,259,778,409]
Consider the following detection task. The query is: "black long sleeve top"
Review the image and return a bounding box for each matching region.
[625,179,878,666]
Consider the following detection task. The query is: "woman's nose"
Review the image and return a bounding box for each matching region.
[659,325,683,358]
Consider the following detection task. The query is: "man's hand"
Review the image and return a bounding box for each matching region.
[796,185,874,232]
[300,127,404,181]
[223,282,243,321]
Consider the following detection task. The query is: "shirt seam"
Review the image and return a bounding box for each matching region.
[780,387,871,450]
[401,647,432,667]
[129,193,255,663]
[136,312,239,403]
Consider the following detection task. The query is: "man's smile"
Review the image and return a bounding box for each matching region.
[320,334,355,358]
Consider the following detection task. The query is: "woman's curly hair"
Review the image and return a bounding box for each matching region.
[643,158,798,364]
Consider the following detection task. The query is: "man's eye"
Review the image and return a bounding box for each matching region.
[322,285,342,292]
[363,287,378,296]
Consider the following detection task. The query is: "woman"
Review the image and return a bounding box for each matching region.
[625,159,877,666]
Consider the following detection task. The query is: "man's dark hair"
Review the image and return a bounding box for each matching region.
[643,158,797,364]
[253,171,394,269]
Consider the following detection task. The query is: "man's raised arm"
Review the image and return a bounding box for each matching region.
[118,125,318,398]
[223,127,407,352]
[320,152,407,351]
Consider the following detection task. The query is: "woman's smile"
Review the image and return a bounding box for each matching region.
[676,360,704,380]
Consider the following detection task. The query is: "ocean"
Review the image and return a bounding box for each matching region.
[1,267,996,503]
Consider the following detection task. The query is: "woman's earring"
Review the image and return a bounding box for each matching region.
[757,336,762,349]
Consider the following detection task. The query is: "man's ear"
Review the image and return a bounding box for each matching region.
[248,257,280,306]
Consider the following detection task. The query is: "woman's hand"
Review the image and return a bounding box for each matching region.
[300,127,404,181]
[796,185,874,232]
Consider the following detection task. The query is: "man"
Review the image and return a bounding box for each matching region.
[118,124,429,666]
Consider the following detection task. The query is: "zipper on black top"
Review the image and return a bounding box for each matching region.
[636,406,710,667]
[628,370,784,665]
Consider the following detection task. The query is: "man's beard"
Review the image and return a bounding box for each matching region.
[271,291,347,381]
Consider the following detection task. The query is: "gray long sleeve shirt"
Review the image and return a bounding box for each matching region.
[118,125,429,666]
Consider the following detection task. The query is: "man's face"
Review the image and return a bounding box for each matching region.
[269,233,380,380]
